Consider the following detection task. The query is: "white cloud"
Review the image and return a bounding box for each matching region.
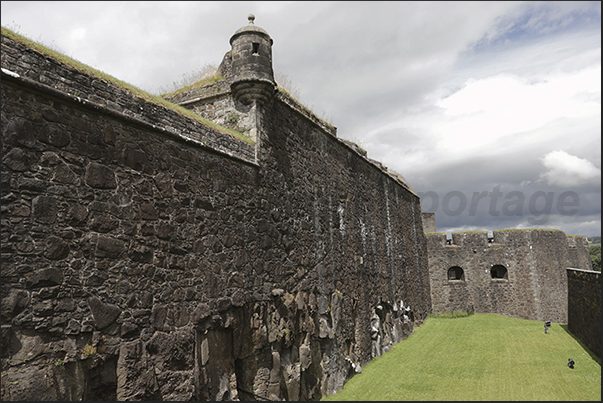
[539,150,601,187]
[69,27,86,42]
[371,62,600,183]
[433,65,600,155]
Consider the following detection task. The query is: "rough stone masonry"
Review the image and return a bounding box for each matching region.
[1,17,431,400]
[3,16,598,401]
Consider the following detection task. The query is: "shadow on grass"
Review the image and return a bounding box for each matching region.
[559,324,601,365]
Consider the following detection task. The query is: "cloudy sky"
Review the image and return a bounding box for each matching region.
[2,1,600,237]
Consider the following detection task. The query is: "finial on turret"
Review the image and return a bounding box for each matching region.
[248,14,255,25]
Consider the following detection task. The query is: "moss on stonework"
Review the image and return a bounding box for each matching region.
[276,88,336,131]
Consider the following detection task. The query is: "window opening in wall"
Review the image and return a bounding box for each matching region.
[252,43,260,55]
[446,232,453,245]
[448,266,465,281]
[490,264,508,280]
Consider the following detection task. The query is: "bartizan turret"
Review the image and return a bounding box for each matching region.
[229,14,276,105]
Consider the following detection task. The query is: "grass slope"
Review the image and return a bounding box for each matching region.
[323,314,601,401]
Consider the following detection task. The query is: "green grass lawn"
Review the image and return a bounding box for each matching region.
[323,314,601,401]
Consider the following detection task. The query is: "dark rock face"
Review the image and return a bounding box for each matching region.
[1,33,430,400]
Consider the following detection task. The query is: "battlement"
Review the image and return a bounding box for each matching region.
[427,228,572,247]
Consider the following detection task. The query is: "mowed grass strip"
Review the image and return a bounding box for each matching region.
[322,314,601,401]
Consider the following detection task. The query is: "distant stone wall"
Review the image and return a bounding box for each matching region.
[567,235,594,271]
[567,268,601,359]
[1,32,431,401]
[421,212,436,233]
[426,229,591,323]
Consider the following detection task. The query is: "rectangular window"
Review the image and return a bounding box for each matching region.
[252,43,259,55]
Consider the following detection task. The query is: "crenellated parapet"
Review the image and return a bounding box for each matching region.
[2,16,595,401]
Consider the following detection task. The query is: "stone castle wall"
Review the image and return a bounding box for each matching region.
[421,212,436,233]
[567,268,601,359]
[1,32,431,401]
[567,234,594,271]
[426,229,592,323]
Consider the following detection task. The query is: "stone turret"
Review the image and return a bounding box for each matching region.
[229,14,276,105]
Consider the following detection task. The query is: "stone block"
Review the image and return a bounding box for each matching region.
[32,195,57,224]
[88,297,121,330]
[25,267,63,288]
[95,236,125,259]
[85,162,117,189]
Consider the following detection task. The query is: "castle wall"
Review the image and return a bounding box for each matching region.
[426,229,591,323]
[421,212,436,233]
[1,32,430,401]
[566,268,601,359]
[567,235,594,271]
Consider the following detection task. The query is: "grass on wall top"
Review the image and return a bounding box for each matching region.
[1,27,254,145]
[159,69,225,99]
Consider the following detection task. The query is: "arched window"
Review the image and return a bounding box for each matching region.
[448,266,465,281]
[490,264,508,280]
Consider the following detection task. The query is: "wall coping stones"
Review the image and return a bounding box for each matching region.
[1,32,257,165]
[0,67,258,167]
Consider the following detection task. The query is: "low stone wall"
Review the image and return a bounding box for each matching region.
[566,268,601,359]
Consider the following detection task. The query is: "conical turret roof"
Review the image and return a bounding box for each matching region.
[230,14,273,45]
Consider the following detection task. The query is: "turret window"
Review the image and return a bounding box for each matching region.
[252,43,260,55]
